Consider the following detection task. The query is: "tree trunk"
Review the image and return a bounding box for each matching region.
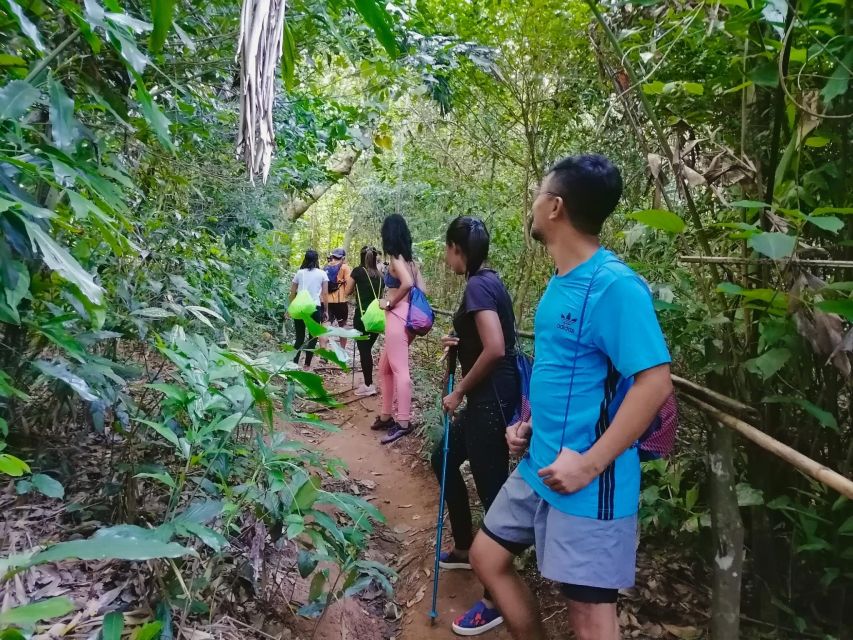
[708,420,744,639]
[283,148,362,220]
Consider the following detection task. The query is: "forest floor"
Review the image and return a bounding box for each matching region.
[0,350,710,640]
[298,361,710,640]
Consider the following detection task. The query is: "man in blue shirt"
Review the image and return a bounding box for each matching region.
[469,155,673,640]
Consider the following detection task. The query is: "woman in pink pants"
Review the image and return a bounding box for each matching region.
[373,214,426,444]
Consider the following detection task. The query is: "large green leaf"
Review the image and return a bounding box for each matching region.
[131,307,175,318]
[308,569,327,602]
[352,0,399,57]
[0,597,74,627]
[297,549,318,578]
[281,18,298,90]
[101,611,125,640]
[735,482,764,507]
[48,78,82,152]
[175,499,224,524]
[0,80,40,120]
[749,63,779,87]
[17,216,104,304]
[816,299,853,322]
[174,521,227,552]
[627,209,685,233]
[806,215,844,234]
[763,396,838,432]
[285,370,330,399]
[134,81,174,151]
[134,621,163,640]
[293,474,321,511]
[728,200,769,209]
[110,26,150,74]
[31,473,65,499]
[4,260,29,323]
[0,453,30,477]
[821,50,853,104]
[149,0,175,53]
[748,232,796,260]
[1,0,45,52]
[33,360,99,402]
[13,525,196,570]
[134,471,177,489]
[744,347,791,380]
[135,418,181,450]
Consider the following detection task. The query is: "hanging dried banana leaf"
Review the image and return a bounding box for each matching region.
[237,0,286,184]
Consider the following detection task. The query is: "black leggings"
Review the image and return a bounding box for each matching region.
[430,397,512,551]
[293,306,323,366]
[353,312,379,386]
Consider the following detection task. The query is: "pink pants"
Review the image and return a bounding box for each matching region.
[378,301,414,422]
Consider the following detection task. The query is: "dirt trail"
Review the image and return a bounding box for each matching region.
[315,378,513,640]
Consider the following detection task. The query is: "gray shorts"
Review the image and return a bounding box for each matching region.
[482,469,637,594]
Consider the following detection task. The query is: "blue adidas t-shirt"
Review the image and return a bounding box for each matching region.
[518,247,670,520]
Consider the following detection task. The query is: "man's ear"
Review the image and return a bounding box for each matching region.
[547,196,565,222]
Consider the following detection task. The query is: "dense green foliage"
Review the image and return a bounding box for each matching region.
[1,0,851,637]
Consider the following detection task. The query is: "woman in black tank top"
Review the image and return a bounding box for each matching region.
[432,216,518,636]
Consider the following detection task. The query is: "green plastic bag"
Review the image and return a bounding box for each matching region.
[361,298,385,333]
[288,289,317,320]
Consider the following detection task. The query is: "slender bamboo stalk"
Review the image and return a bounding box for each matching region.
[680,255,853,268]
[25,28,82,83]
[683,395,853,500]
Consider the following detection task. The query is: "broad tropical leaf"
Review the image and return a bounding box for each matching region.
[17,216,104,304]
[48,78,82,151]
[352,0,399,57]
[134,81,174,150]
[1,0,46,51]
[0,80,40,120]
[102,611,125,640]
[628,209,686,233]
[31,473,65,499]
[150,0,175,53]
[0,597,74,627]
[748,232,796,260]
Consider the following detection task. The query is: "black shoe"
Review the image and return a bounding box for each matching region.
[370,416,395,431]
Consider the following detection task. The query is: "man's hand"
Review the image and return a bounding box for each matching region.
[442,389,463,415]
[537,448,598,494]
[506,421,532,456]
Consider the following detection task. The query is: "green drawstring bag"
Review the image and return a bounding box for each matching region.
[357,279,385,333]
[288,289,316,319]
[362,298,385,333]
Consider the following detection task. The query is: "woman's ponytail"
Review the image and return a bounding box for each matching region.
[445,216,490,278]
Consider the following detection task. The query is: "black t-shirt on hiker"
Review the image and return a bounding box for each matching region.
[351,266,383,315]
[452,269,519,404]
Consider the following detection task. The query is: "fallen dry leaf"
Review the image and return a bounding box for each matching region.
[663,624,701,639]
[406,585,426,608]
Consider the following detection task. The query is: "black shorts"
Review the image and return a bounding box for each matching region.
[327,302,348,326]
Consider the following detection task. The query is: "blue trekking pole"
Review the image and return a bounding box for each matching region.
[429,340,457,625]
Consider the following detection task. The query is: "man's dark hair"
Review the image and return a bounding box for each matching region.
[381,213,413,261]
[547,154,623,235]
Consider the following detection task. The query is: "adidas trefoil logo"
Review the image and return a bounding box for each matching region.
[557,311,578,333]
